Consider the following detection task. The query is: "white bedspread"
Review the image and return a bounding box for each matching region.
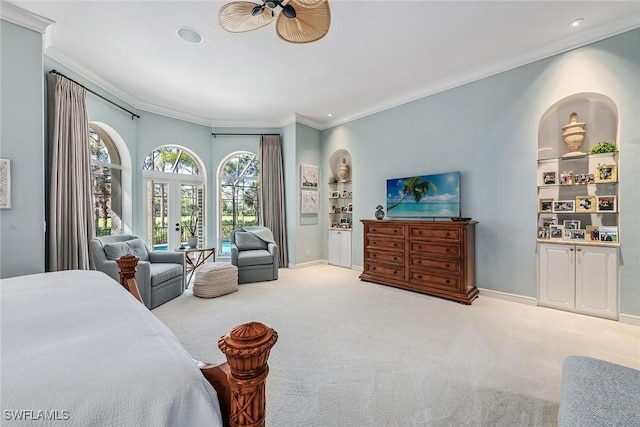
[1,270,222,426]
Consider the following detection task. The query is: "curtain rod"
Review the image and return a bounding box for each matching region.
[212,133,280,138]
[49,70,140,120]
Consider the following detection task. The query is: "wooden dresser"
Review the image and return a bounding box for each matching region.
[360,220,478,304]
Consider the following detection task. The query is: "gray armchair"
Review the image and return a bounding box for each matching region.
[89,234,184,309]
[230,229,279,284]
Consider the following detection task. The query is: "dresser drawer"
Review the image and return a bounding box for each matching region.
[365,262,405,281]
[410,256,461,274]
[409,271,460,291]
[366,236,404,251]
[410,241,461,259]
[365,223,404,237]
[410,226,460,241]
[366,249,404,265]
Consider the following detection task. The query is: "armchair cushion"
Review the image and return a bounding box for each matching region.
[103,242,131,260]
[235,232,267,251]
[237,250,274,267]
[125,238,149,261]
[149,263,183,287]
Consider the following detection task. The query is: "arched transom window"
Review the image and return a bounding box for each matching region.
[90,126,122,236]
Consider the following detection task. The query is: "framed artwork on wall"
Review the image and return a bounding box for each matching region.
[301,164,318,188]
[301,190,319,214]
[0,158,10,209]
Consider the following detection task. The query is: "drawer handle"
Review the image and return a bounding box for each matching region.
[446,279,450,284]
[446,232,450,236]
[393,271,397,275]
[446,248,450,252]
[418,274,422,279]
[446,264,450,268]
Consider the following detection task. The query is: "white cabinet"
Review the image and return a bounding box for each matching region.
[538,243,617,319]
[328,230,351,268]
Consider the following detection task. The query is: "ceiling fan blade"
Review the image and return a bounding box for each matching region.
[219,1,275,33]
[292,0,327,9]
[275,0,330,43]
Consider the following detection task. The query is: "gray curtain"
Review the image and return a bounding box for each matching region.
[260,135,289,267]
[47,73,95,271]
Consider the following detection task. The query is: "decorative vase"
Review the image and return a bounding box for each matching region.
[187,236,198,248]
[339,158,350,182]
[561,112,586,156]
[375,205,385,220]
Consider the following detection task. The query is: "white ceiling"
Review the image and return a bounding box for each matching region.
[6,1,640,129]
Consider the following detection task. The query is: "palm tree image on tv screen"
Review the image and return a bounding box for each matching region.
[386,171,461,218]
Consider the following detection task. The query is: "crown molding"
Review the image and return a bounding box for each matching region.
[1,1,53,34]
[322,14,640,130]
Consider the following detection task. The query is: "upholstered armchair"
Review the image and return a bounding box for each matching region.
[230,228,279,284]
[89,234,184,309]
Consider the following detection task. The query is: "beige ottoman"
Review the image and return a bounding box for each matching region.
[193,262,238,298]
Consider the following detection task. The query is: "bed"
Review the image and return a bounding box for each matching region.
[1,255,277,427]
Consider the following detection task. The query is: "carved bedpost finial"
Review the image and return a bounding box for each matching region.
[115,253,142,303]
[218,322,278,427]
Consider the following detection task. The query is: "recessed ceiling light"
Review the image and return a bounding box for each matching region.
[176,26,203,44]
[568,18,584,28]
[328,113,333,117]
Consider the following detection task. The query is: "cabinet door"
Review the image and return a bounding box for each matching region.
[328,230,341,266]
[575,246,618,319]
[538,243,575,310]
[338,230,352,267]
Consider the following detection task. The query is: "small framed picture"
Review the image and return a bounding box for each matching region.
[563,220,581,230]
[553,200,575,213]
[539,198,554,213]
[599,226,618,243]
[550,224,564,239]
[569,229,586,241]
[347,203,353,212]
[542,171,556,185]
[585,225,600,242]
[537,226,550,239]
[587,173,595,184]
[595,164,617,183]
[341,190,348,198]
[539,215,557,227]
[330,191,340,199]
[301,164,319,188]
[596,195,616,212]
[575,195,596,213]
[560,171,573,185]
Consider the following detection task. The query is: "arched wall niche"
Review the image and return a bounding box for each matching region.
[538,92,619,158]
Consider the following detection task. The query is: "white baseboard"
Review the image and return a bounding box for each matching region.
[619,313,640,326]
[289,259,327,269]
[478,288,538,306]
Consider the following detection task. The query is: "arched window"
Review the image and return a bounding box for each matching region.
[218,152,260,255]
[90,126,122,236]
[143,146,205,250]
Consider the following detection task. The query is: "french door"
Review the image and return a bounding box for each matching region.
[144,175,204,251]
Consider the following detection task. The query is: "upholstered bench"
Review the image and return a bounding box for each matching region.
[192,262,238,298]
[558,356,640,426]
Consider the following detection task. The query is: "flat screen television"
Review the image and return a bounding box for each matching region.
[386,171,461,218]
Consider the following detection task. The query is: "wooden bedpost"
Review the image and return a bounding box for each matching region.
[217,322,278,427]
[115,254,143,304]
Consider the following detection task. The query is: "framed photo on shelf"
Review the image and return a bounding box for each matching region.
[301,164,318,188]
[559,171,573,185]
[542,171,556,185]
[537,226,550,239]
[596,195,616,212]
[553,200,575,213]
[585,225,600,242]
[599,226,618,243]
[539,198,553,213]
[595,164,617,183]
[568,229,586,241]
[549,224,564,240]
[575,195,596,213]
[563,220,581,230]
[347,203,353,212]
[539,215,557,227]
[329,190,340,199]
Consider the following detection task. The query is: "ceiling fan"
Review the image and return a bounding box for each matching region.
[219,0,330,44]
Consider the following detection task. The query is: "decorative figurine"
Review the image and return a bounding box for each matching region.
[375,205,385,220]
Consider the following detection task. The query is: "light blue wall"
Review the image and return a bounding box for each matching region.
[0,21,45,278]
[281,122,297,266]
[295,123,323,264]
[322,29,640,316]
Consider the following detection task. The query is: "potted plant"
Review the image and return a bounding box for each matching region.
[185,204,199,248]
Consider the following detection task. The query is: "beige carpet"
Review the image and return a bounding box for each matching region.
[153,265,640,427]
